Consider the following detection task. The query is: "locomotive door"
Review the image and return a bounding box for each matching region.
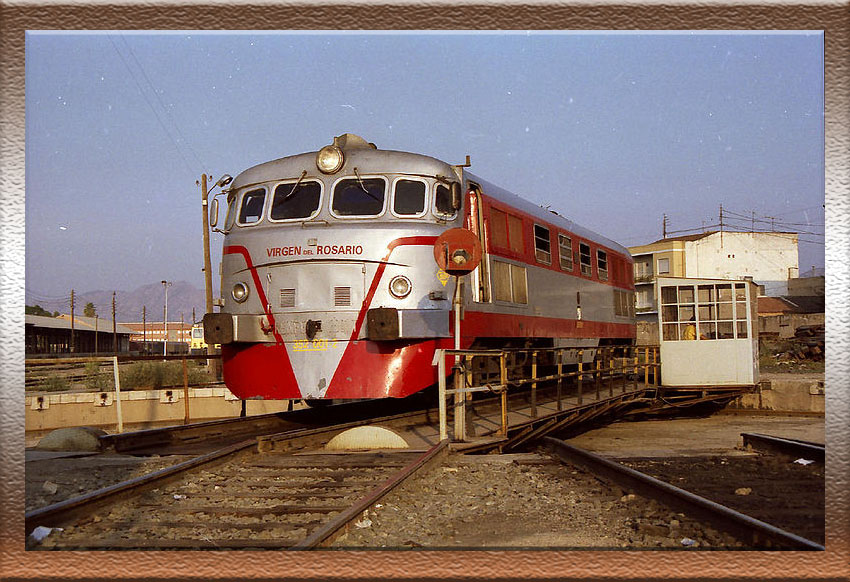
[467,184,491,303]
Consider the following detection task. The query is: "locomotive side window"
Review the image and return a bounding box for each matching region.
[224,193,237,231]
[489,207,524,254]
[597,249,608,281]
[270,180,322,221]
[558,234,573,271]
[332,177,386,217]
[393,179,427,217]
[533,225,551,264]
[434,184,455,217]
[238,188,266,225]
[579,242,592,276]
[492,259,528,304]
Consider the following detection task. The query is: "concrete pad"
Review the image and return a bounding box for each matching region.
[325,425,410,450]
[35,427,107,452]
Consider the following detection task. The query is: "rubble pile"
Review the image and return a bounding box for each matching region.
[773,325,825,363]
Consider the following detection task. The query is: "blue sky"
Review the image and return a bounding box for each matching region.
[25,31,824,300]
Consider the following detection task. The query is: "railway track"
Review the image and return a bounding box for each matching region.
[28,425,448,550]
[543,436,824,550]
[741,432,825,462]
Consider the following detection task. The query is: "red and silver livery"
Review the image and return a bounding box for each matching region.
[204,134,635,400]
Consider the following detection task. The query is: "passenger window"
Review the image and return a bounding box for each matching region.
[434,184,454,216]
[270,181,321,220]
[393,180,426,216]
[579,242,592,276]
[558,235,573,271]
[534,225,551,264]
[238,188,266,224]
[597,249,608,281]
[332,177,386,217]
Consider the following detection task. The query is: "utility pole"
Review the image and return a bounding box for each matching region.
[95,315,98,354]
[70,289,75,353]
[201,174,214,320]
[662,214,668,239]
[142,306,146,354]
[201,173,219,378]
[112,291,117,354]
[180,312,184,344]
[162,280,171,356]
[719,204,724,247]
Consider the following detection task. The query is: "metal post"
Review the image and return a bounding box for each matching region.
[595,356,601,400]
[182,356,190,425]
[653,347,658,386]
[531,350,538,418]
[634,352,639,391]
[437,351,447,441]
[112,356,123,433]
[608,348,614,397]
[556,349,563,411]
[644,347,650,386]
[577,350,584,405]
[453,362,465,442]
[452,277,465,441]
[499,351,508,436]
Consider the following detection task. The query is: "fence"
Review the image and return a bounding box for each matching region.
[26,354,221,433]
[432,346,660,442]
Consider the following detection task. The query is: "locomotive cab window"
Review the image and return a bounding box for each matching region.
[534,225,551,264]
[597,249,608,281]
[392,179,427,217]
[579,242,592,276]
[332,177,387,217]
[270,180,322,221]
[238,188,266,225]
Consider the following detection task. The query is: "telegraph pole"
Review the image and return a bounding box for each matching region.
[142,306,146,354]
[662,214,668,239]
[200,173,221,378]
[70,289,75,353]
[719,204,724,247]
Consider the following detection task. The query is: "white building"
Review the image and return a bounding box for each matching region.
[679,231,799,296]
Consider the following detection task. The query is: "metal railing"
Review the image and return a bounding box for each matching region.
[432,346,660,442]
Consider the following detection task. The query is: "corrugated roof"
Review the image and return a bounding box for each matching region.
[757,296,798,315]
[26,314,135,335]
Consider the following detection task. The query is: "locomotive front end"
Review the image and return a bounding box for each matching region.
[205,135,464,400]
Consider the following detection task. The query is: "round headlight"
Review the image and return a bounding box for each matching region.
[231,282,249,303]
[316,145,344,174]
[389,275,412,299]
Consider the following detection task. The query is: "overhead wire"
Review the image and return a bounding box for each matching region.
[119,35,206,173]
[107,34,199,176]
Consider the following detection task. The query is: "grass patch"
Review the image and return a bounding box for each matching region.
[120,361,215,390]
[39,375,71,392]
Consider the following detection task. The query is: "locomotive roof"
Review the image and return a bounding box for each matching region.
[230,135,629,258]
[467,173,632,258]
[231,148,455,191]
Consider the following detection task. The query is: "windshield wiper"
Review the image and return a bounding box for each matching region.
[282,170,308,202]
[353,167,381,202]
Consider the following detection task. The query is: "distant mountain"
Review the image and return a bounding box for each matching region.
[27,281,208,325]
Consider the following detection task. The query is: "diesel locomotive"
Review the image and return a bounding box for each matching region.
[204,134,635,400]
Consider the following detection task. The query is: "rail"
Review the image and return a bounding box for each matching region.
[741,433,825,463]
[544,437,824,550]
[433,346,659,442]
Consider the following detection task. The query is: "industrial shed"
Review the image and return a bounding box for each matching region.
[25,314,134,355]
